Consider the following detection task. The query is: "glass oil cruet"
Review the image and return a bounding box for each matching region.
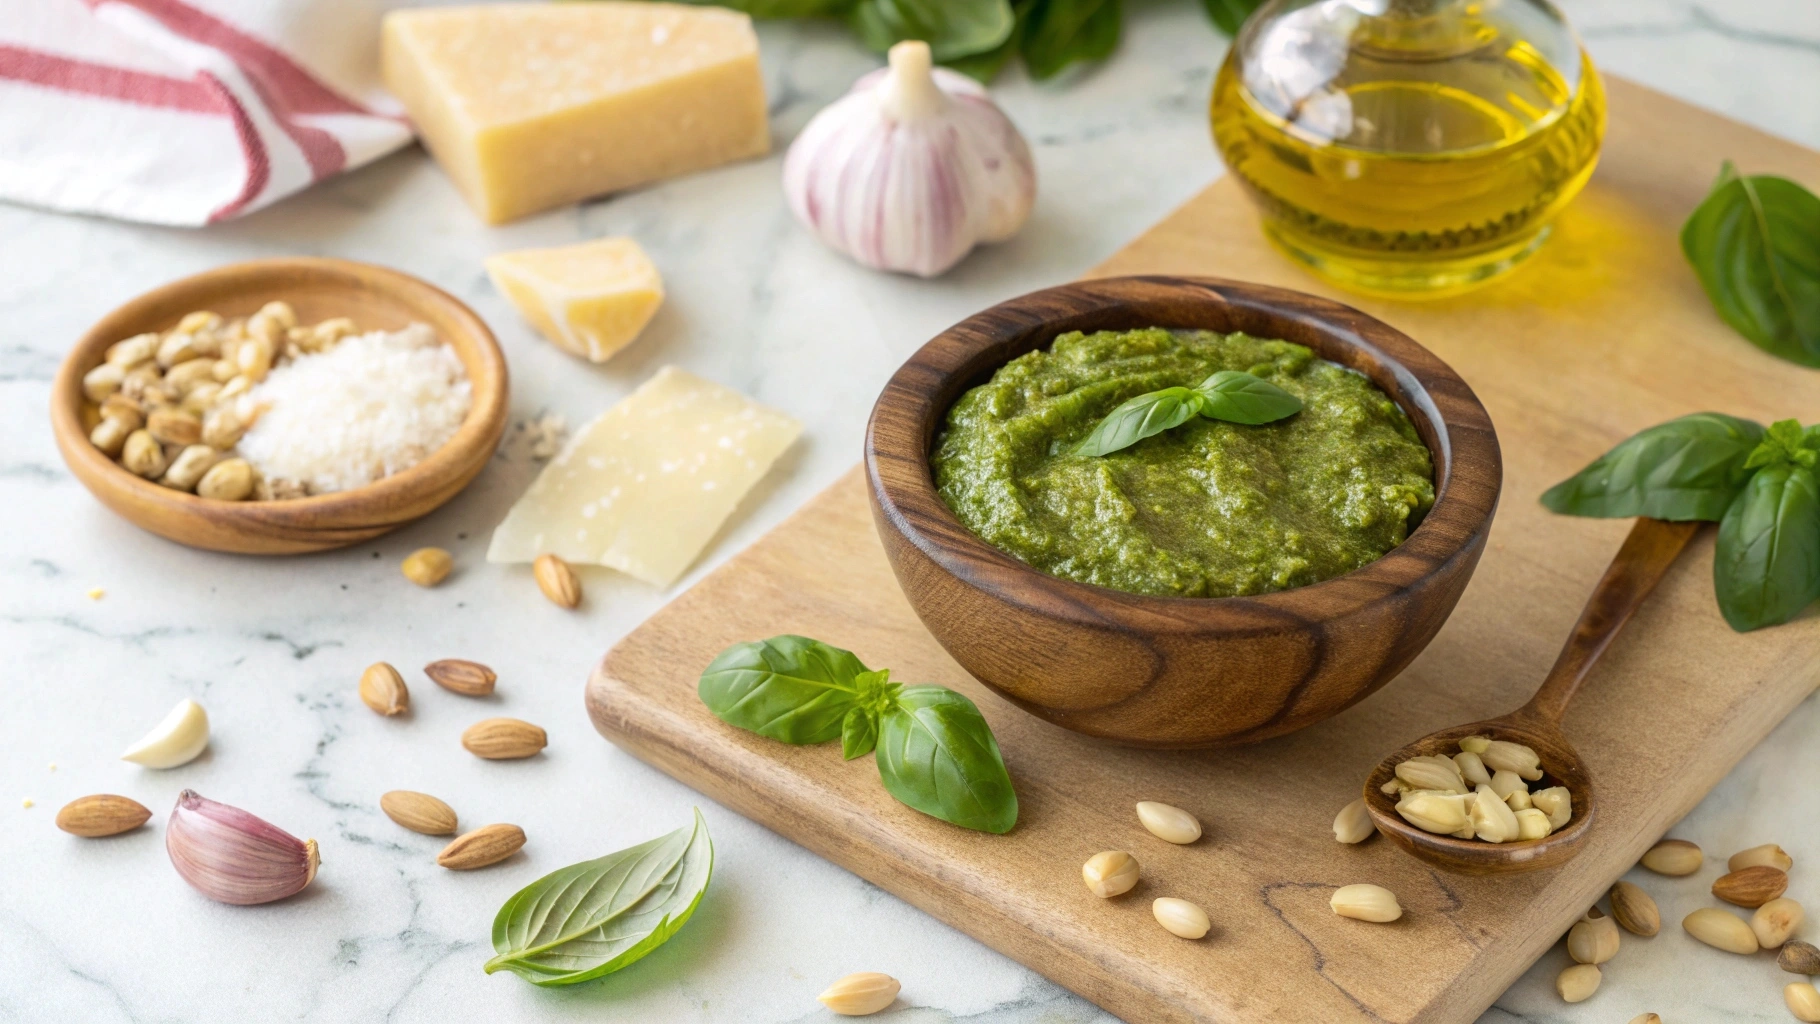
[1211,0,1605,296]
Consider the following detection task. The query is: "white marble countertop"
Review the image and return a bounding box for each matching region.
[4,2,1818,1021]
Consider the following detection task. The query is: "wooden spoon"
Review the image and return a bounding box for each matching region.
[1363,517,1702,875]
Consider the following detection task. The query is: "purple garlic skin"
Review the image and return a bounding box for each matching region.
[783,40,1036,278]
[166,790,319,905]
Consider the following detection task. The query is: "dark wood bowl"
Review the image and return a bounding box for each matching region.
[51,258,509,554]
[864,276,1502,748]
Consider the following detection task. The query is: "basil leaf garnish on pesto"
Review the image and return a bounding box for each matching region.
[1073,371,1301,457]
[697,635,871,744]
[876,686,1018,835]
[1681,161,1820,367]
[1194,369,1304,425]
[1072,386,1206,456]
[1715,462,1820,632]
[1539,412,1765,521]
[699,636,1017,833]
[486,809,711,986]
[1544,412,1820,632]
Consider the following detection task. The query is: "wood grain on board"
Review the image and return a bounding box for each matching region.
[586,78,1820,1023]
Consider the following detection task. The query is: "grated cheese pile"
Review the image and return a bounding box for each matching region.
[237,323,471,494]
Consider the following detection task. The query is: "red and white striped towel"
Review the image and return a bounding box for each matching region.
[1,0,413,226]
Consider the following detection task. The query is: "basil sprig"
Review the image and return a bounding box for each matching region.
[1682,162,1820,367]
[1544,414,1820,631]
[486,809,712,986]
[662,0,1263,82]
[1072,369,1302,457]
[700,636,1018,833]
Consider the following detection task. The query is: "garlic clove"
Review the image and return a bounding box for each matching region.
[166,790,319,905]
[782,40,1036,279]
[120,698,210,768]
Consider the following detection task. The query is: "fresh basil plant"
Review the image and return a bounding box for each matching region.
[659,0,1264,81]
[701,636,1018,833]
[1682,161,1820,367]
[1072,369,1302,457]
[486,809,712,986]
[1544,414,1820,632]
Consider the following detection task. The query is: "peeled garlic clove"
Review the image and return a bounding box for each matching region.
[121,698,209,768]
[782,40,1035,278]
[166,790,318,905]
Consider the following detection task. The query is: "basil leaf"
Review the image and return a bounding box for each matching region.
[850,0,1016,62]
[876,686,1017,834]
[1539,412,1766,521]
[1020,0,1121,80]
[486,809,713,986]
[1073,387,1206,457]
[1681,162,1820,367]
[698,635,869,744]
[841,707,879,759]
[1714,463,1820,631]
[1744,418,1819,471]
[1194,370,1303,425]
[1199,0,1264,35]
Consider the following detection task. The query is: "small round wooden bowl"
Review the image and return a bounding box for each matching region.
[864,276,1502,748]
[51,258,509,555]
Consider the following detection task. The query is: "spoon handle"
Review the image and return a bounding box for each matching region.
[1525,517,1702,724]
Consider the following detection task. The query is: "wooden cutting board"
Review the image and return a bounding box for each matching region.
[586,78,1820,1023]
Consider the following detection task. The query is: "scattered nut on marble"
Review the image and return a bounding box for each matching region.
[1641,838,1703,876]
[1751,897,1805,950]
[1609,880,1661,937]
[1730,842,1794,873]
[1567,907,1620,964]
[817,972,900,1016]
[401,547,453,587]
[1555,963,1600,1002]
[1683,907,1760,954]
[1781,939,1820,975]
[1712,864,1788,908]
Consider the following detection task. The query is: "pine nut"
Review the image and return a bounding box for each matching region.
[1683,907,1759,954]
[1788,983,1820,1023]
[1753,898,1805,950]
[1641,838,1702,876]
[1135,802,1201,844]
[1567,909,1620,964]
[1333,798,1374,844]
[1081,851,1139,898]
[1731,843,1794,873]
[1330,884,1401,923]
[1152,897,1210,939]
[1556,963,1600,1002]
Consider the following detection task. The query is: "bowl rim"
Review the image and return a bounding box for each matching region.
[864,274,1502,633]
[50,256,509,529]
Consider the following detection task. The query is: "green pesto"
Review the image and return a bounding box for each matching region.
[931,328,1436,598]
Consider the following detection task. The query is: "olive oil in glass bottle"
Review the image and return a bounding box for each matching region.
[1211,0,1604,296]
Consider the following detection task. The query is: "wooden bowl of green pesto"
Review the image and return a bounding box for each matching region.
[864,275,1501,748]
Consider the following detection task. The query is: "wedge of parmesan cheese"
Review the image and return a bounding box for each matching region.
[488,367,800,586]
[486,238,664,363]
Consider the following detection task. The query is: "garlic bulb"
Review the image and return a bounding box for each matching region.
[783,40,1036,278]
[121,697,209,768]
[166,790,319,905]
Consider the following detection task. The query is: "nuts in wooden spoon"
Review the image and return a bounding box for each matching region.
[1135,801,1201,845]
[437,823,525,869]
[1333,798,1373,844]
[55,794,152,837]
[533,553,582,608]
[359,662,409,717]
[1683,907,1760,954]
[1387,738,1565,843]
[380,791,458,836]
[1567,907,1620,964]
[424,658,496,696]
[1789,983,1820,1023]
[401,547,453,587]
[817,972,900,1016]
[1555,963,1600,1002]
[462,717,547,759]
[1330,884,1401,923]
[1712,865,1788,908]
[1641,838,1702,876]
[1609,881,1661,937]
[1081,851,1138,898]
[1752,897,1805,949]
[1731,843,1794,873]
[1780,939,1820,975]
[1152,897,1210,939]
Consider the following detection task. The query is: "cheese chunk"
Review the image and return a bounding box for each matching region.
[486,238,665,363]
[488,367,801,586]
[382,3,771,224]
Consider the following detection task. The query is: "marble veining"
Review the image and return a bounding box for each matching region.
[2,2,1817,1021]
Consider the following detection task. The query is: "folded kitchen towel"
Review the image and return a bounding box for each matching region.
[0,0,414,226]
